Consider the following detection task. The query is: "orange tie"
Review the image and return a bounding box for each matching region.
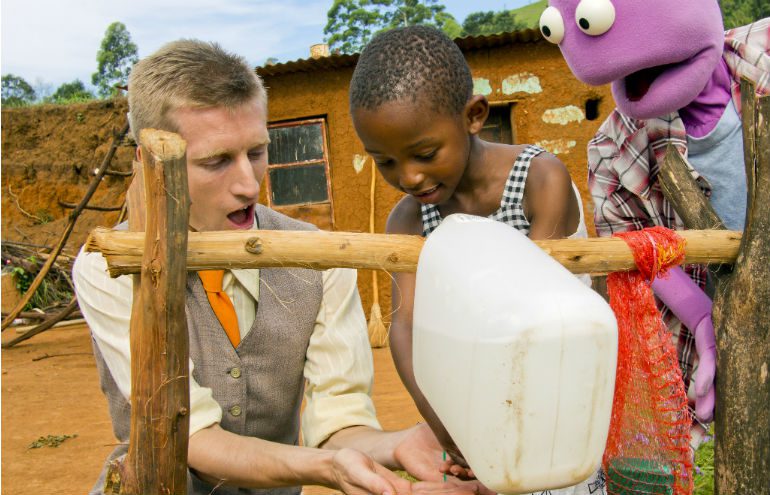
[198,270,240,348]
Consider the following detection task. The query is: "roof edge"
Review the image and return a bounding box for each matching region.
[257,27,545,78]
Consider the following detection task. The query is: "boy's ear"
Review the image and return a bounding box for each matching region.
[464,95,489,135]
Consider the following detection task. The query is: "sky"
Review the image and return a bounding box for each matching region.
[1,0,534,95]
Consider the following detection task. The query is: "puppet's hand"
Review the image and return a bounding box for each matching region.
[693,317,716,423]
[651,266,715,423]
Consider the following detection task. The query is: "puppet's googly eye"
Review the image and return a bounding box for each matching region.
[539,7,565,44]
[575,0,615,36]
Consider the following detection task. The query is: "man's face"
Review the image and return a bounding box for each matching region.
[169,98,269,232]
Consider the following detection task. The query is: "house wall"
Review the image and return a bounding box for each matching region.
[262,40,613,322]
[0,40,613,324]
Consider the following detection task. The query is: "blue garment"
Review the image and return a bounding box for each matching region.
[686,99,746,231]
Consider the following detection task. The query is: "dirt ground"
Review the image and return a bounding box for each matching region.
[1,323,422,495]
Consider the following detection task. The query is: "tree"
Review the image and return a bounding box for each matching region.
[92,22,138,98]
[721,0,770,28]
[461,10,527,37]
[1,74,36,106]
[49,79,94,103]
[324,0,460,55]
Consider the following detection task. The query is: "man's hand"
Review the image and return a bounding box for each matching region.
[330,448,410,495]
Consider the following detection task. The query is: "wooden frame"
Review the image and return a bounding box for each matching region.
[264,117,335,230]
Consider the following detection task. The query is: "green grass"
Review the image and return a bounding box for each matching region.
[694,429,715,495]
[510,0,548,28]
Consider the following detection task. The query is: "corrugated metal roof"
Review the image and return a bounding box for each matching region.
[256,28,545,78]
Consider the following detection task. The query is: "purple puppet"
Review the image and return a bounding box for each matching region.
[539,0,769,448]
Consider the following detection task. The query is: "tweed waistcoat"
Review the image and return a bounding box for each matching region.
[90,205,324,495]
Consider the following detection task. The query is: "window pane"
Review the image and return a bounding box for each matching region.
[268,123,324,164]
[480,106,513,145]
[269,163,329,206]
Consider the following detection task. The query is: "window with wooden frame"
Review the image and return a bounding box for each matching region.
[480,103,516,145]
[265,118,334,230]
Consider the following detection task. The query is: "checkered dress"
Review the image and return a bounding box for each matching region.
[420,144,544,237]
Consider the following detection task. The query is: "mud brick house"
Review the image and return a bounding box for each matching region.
[1,28,612,322]
[256,28,612,315]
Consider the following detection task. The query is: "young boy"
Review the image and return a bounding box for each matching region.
[349,26,604,494]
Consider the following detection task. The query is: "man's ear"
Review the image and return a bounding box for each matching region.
[135,146,142,162]
[464,95,489,135]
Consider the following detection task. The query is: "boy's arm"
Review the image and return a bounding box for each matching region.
[524,153,579,240]
[385,199,467,467]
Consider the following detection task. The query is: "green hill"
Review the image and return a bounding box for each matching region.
[511,0,548,28]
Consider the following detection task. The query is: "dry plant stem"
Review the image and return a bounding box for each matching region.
[713,83,770,494]
[58,200,123,212]
[6,185,47,223]
[660,144,726,230]
[1,310,82,320]
[1,298,79,348]
[87,228,741,276]
[368,158,388,348]
[0,121,130,331]
[109,129,191,495]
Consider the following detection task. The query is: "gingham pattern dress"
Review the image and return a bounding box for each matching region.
[421,144,545,236]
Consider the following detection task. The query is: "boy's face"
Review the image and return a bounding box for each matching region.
[168,97,269,232]
[351,101,474,205]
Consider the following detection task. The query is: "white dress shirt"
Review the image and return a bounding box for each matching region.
[73,243,381,447]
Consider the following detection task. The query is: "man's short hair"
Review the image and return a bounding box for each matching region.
[349,25,472,115]
[128,39,266,144]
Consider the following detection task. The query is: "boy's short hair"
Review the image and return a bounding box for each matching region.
[349,25,472,115]
[128,39,266,144]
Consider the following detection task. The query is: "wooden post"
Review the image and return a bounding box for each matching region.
[660,80,770,492]
[108,129,191,494]
[711,83,770,493]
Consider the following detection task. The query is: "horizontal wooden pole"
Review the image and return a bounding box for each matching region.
[86,227,741,277]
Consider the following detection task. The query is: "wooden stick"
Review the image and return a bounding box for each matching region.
[1,310,82,320]
[1,298,79,348]
[111,129,190,495]
[58,200,123,212]
[0,121,130,331]
[86,228,741,276]
[659,144,733,290]
[660,144,725,230]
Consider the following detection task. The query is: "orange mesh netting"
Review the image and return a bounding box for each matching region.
[604,226,693,495]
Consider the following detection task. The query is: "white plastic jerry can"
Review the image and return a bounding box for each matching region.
[413,214,618,495]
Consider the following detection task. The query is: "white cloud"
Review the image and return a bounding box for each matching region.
[1,0,330,88]
[1,0,532,89]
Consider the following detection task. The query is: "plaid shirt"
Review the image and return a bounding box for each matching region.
[588,18,770,392]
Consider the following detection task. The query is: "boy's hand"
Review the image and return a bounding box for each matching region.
[439,454,474,480]
[392,424,473,481]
